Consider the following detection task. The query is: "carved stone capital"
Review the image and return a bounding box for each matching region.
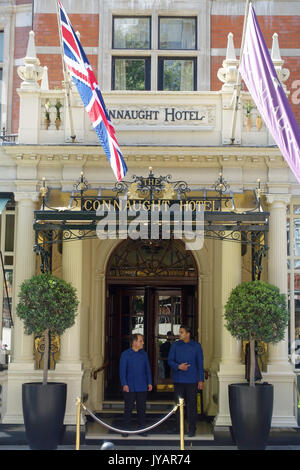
[266,193,291,207]
[14,191,40,203]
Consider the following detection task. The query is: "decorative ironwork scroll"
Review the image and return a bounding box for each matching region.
[113,167,191,200]
[107,239,197,279]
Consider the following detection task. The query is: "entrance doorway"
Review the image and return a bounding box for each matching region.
[104,239,198,399]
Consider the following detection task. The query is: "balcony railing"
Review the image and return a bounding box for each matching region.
[0,128,17,145]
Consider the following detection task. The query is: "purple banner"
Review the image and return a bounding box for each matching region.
[239,3,300,183]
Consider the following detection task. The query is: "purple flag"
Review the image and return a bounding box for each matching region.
[239,3,300,183]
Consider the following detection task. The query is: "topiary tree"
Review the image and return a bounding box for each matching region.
[224,280,289,387]
[16,274,79,386]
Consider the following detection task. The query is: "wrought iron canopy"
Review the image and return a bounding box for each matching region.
[33,169,269,278]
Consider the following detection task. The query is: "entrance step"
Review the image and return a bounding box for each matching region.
[101,400,174,414]
[85,419,214,445]
[84,410,214,445]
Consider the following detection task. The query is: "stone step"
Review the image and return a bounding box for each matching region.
[85,419,214,443]
[100,400,175,414]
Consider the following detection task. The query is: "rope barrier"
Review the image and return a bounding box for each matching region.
[75,397,185,450]
[82,402,178,434]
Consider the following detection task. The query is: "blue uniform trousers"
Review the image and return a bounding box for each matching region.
[174,383,198,433]
[123,391,147,429]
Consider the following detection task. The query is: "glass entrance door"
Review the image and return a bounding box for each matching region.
[155,290,182,392]
[105,285,196,398]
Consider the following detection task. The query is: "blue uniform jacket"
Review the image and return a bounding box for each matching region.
[168,340,204,383]
[120,348,152,392]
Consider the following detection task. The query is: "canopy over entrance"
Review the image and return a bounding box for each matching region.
[33,169,269,280]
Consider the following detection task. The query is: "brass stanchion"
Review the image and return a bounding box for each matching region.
[76,397,81,450]
[179,397,185,450]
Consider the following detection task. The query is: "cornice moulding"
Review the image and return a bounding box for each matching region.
[3,145,283,154]
[2,145,288,171]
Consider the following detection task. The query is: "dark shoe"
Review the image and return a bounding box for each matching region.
[121,433,128,437]
[139,432,148,437]
[188,430,195,437]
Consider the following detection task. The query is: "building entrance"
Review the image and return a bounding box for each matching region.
[104,239,198,399]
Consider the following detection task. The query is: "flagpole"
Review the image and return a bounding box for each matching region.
[55,0,76,143]
[230,0,251,144]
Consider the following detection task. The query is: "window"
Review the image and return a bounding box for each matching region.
[159,17,196,50]
[0,68,2,128]
[0,201,15,351]
[113,17,151,49]
[0,30,3,128]
[108,239,197,279]
[287,203,300,369]
[112,16,197,91]
[112,57,151,91]
[158,58,196,91]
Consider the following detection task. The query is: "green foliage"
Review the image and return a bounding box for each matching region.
[164,60,182,91]
[224,281,288,343]
[16,274,79,337]
[55,101,62,120]
[124,59,145,90]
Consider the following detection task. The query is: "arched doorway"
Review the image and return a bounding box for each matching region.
[104,238,198,399]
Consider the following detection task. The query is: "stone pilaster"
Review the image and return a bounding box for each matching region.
[59,238,82,363]
[55,236,83,424]
[2,192,39,424]
[215,235,244,426]
[266,194,291,369]
[263,194,296,426]
[11,192,39,363]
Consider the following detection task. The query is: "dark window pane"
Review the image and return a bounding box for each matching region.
[159,58,195,91]
[2,269,13,327]
[113,17,150,49]
[294,219,300,257]
[0,68,2,126]
[4,256,13,265]
[5,214,14,252]
[132,295,144,335]
[159,17,196,50]
[287,220,290,256]
[113,58,150,90]
[0,31,3,62]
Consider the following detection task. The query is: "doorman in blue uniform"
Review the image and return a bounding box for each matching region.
[120,333,152,436]
[168,325,204,437]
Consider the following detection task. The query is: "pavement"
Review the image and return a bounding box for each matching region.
[0,443,300,450]
[1,417,300,454]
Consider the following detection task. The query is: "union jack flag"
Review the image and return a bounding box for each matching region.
[57,0,127,181]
